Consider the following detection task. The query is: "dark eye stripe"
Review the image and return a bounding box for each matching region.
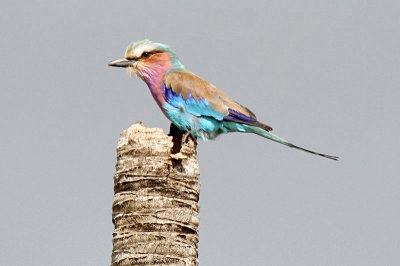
[140,50,162,58]
[126,50,162,61]
[141,52,152,58]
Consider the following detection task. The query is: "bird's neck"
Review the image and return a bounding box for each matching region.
[139,68,170,111]
[140,69,168,110]
[140,66,168,91]
[138,53,185,109]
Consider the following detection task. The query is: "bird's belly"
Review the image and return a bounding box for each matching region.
[162,103,221,140]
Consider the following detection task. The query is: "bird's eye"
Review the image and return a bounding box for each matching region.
[142,52,151,58]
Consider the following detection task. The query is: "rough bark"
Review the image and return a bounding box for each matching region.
[111,122,200,266]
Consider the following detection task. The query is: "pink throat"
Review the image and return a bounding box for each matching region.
[138,64,170,109]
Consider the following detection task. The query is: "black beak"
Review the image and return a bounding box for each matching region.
[108,58,133,68]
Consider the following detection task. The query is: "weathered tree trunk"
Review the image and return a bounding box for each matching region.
[111,122,200,266]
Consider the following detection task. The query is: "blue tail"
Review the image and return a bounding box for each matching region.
[222,122,339,161]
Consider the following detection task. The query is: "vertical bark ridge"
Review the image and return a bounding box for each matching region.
[112,122,200,266]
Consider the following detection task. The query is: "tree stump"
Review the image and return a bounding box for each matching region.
[111,122,200,266]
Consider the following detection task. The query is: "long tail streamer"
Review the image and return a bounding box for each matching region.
[249,125,339,161]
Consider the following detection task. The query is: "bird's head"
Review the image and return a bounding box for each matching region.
[108,39,184,81]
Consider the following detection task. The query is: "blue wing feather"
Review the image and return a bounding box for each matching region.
[163,83,226,121]
[224,108,257,123]
[162,80,272,137]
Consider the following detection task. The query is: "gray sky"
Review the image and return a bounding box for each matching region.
[1,1,399,265]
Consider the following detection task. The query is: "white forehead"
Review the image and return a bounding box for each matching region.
[129,44,156,58]
[125,40,162,58]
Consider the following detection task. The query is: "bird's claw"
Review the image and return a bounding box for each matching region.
[170,152,188,160]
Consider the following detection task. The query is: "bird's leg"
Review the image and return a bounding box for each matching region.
[169,123,197,160]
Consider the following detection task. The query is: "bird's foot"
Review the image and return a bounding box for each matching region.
[168,123,197,161]
[170,152,188,160]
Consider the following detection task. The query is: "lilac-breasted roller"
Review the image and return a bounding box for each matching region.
[109,39,338,160]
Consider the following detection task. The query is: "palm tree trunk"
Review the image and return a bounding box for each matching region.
[111,122,200,266]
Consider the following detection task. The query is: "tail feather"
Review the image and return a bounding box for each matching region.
[286,142,339,160]
[248,125,339,161]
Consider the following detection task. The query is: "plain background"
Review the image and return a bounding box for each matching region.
[1,1,399,265]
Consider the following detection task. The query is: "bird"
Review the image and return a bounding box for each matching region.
[109,39,338,160]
